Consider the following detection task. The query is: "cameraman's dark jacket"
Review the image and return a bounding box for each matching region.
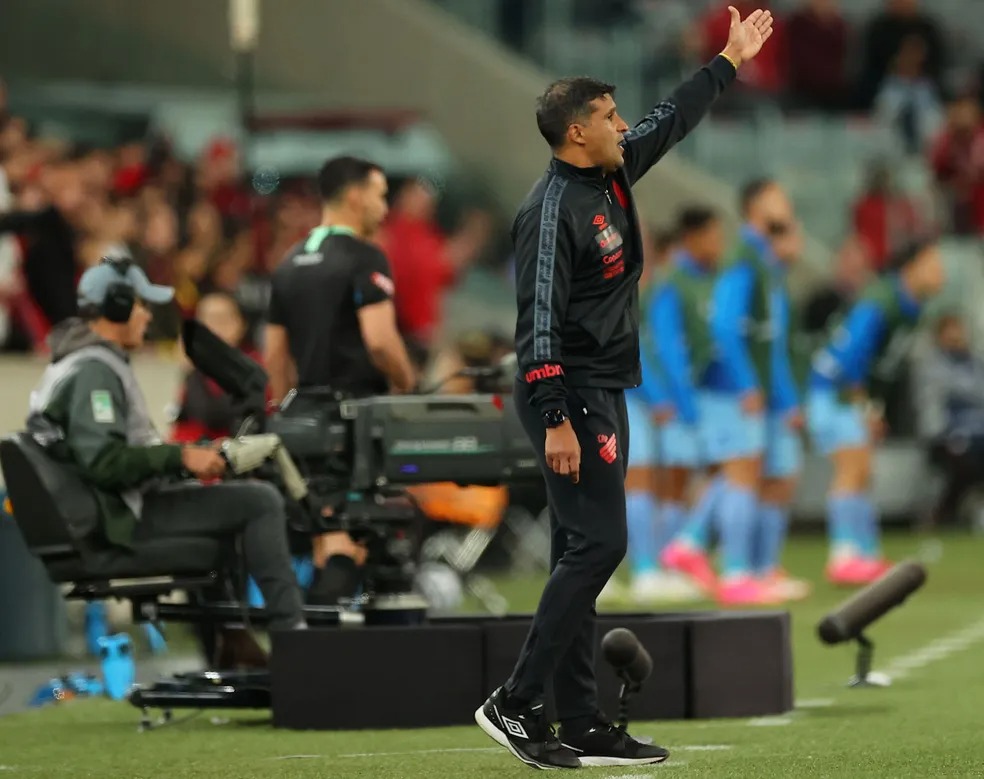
[27,319,184,548]
[514,56,736,415]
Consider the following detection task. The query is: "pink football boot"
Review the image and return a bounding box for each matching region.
[826,557,892,587]
[716,576,785,606]
[761,568,812,601]
[661,541,718,595]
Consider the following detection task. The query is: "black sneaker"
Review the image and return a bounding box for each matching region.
[560,717,669,767]
[475,688,581,770]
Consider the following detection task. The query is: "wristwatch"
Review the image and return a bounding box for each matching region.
[542,409,568,428]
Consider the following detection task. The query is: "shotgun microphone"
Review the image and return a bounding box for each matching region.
[817,560,927,687]
[818,561,927,645]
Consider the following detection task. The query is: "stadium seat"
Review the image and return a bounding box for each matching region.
[0,433,223,603]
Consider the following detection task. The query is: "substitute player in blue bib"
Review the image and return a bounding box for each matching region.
[621,207,724,603]
[664,180,805,605]
[807,239,944,586]
[752,204,811,602]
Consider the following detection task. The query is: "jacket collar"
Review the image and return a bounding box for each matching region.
[48,317,130,364]
[549,156,608,189]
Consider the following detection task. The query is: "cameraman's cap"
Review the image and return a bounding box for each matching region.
[77,257,175,308]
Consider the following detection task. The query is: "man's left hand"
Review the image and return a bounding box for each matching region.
[721,6,774,68]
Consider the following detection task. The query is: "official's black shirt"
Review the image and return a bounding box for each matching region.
[268,226,395,397]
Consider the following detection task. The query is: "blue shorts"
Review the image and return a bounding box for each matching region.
[625,394,701,468]
[764,413,803,478]
[806,386,869,456]
[626,393,660,467]
[698,391,766,465]
[658,419,701,468]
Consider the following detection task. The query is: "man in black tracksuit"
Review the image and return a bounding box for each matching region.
[475,8,776,770]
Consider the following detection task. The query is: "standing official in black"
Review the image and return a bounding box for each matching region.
[264,156,415,405]
[476,8,775,770]
[263,156,416,604]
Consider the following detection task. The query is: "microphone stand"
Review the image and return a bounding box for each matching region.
[615,671,642,731]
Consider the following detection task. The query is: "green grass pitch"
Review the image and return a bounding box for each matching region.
[2,531,983,778]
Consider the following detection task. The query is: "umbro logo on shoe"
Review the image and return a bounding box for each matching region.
[501,715,529,740]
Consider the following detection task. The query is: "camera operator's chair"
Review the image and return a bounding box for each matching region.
[0,433,225,643]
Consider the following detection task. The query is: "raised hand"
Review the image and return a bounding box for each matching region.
[721,6,774,68]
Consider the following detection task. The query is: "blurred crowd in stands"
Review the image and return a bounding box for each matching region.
[501,0,984,238]
[0,77,497,360]
[1,2,982,361]
[504,0,984,116]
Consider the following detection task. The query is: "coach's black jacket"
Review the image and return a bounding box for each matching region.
[514,55,737,416]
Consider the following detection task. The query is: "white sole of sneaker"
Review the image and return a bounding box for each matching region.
[572,754,670,767]
[475,706,560,770]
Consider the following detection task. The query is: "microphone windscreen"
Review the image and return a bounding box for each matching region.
[601,628,638,668]
[626,643,653,684]
[817,561,926,645]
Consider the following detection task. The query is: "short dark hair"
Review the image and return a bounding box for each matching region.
[887,237,937,272]
[536,77,616,150]
[317,156,383,203]
[739,178,776,216]
[676,205,718,236]
[650,226,677,253]
[78,302,101,322]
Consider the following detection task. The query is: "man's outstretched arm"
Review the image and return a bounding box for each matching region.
[621,7,774,185]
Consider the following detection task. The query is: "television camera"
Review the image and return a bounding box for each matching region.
[182,320,540,606]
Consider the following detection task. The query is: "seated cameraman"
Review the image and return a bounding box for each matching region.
[27,257,306,634]
[264,156,415,603]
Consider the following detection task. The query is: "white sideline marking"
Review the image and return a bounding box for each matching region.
[339,747,500,758]
[603,765,687,777]
[795,698,834,709]
[916,539,944,564]
[880,614,984,681]
[270,755,324,760]
[334,745,716,762]
[746,716,793,727]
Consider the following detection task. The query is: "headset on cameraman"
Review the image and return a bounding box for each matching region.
[79,256,139,323]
